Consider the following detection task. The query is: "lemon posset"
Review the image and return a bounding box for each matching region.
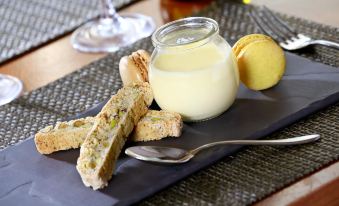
[149,17,239,121]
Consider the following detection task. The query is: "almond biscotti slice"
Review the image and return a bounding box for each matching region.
[34,117,95,154]
[131,110,183,142]
[76,83,150,190]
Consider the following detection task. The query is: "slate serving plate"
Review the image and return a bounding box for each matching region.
[1,53,339,206]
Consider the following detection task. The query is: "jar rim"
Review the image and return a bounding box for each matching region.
[151,17,219,48]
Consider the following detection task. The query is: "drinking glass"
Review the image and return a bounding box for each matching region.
[71,0,156,52]
[0,74,23,106]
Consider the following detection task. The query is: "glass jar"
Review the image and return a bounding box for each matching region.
[149,17,239,122]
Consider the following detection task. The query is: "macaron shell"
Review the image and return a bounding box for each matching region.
[131,51,149,82]
[135,50,151,70]
[119,56,145,86]
[237,39,285,90]
[232,34,272,57]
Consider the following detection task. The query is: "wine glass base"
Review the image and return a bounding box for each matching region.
[0,74,23,106]
[71,13,156,53]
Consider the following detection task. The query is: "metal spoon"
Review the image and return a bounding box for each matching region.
[125,134,320,164]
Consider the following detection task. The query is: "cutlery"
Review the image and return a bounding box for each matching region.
[249,6,339,50]
[125,134,320,164]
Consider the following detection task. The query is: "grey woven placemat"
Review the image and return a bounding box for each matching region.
[0,0,137,64]
[0,0,338,205]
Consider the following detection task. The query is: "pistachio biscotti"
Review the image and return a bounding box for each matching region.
[35,117,96,154]
[131,110,183,142]
[76,83,150,190]
[35,110,183,154]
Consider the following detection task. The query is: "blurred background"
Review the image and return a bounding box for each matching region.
[130,0,339,27]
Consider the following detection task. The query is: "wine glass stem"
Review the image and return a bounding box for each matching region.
[101,0,121,20]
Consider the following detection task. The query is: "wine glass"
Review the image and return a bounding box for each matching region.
[71,0,156,52]
[0,74,23,106]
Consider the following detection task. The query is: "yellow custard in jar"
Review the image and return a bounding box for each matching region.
[149,17,239,121]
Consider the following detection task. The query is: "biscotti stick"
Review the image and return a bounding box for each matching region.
[76,83,150,190]
[35,81,153,155]
[129,80,153,107]
[131,110,182,142]
[35,117,95,154]
[35,110,182,154]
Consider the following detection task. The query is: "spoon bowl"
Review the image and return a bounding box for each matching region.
[125,146,193,163]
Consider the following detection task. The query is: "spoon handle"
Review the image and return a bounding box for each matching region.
[189,134,320,155]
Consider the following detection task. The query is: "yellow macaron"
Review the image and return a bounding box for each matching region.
[232,34,286,91]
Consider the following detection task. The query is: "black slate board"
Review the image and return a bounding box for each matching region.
[1,52,339,206]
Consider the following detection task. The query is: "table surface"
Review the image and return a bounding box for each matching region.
[0,0,338,205]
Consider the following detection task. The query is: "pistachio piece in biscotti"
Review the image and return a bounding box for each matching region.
[119,50,151,86]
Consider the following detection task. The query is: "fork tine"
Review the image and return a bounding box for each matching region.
[249,8,285,42]
[248,9,271,34]
[257,7,293,41]
[262,6,298,36]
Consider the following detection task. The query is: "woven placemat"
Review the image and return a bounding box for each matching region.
[0,0,338,205]
[0,0,137,64]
